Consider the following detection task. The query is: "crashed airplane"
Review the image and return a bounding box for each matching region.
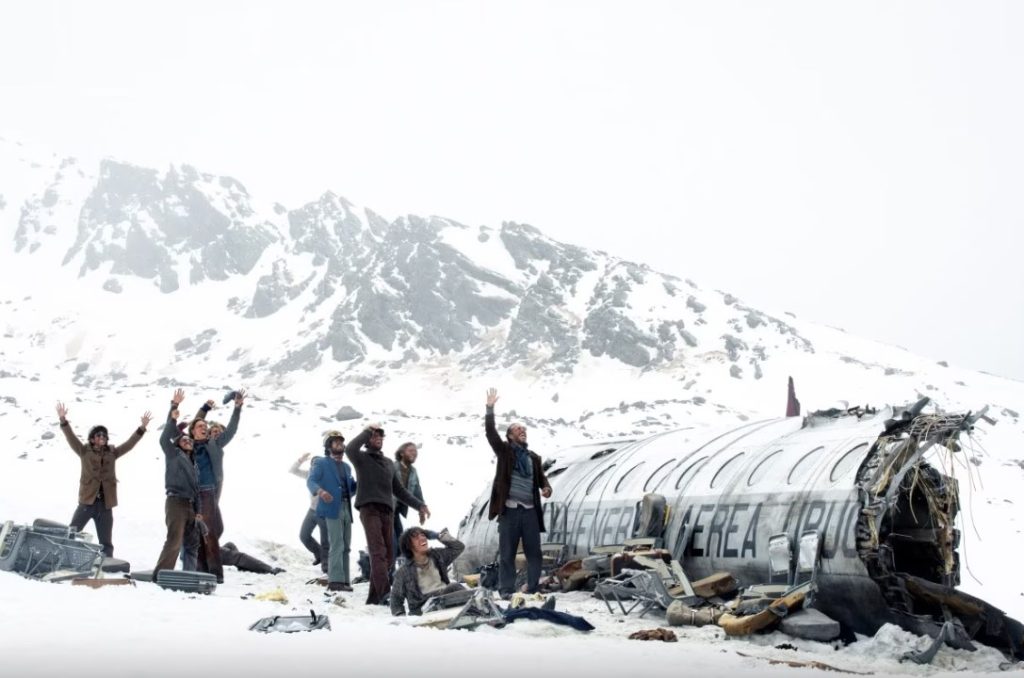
[456,394,1024,660]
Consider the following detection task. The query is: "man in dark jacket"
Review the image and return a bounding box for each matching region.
[345,423,430,605]
[390,527,465,616]
[55,401,151,558]
[154,389,201,577]
[484,388,552,597]
[180,392,244,582]
[307,432,357,591]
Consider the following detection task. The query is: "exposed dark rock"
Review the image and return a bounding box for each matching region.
[333,406,363,421]
[102,278,123,293]
[722,335,747,362]
[42,431,55,440]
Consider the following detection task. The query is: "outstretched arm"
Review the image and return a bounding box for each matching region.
[194,399,215,422]
[217,390,245,448]
[289,453,311,479]
[114,411,151,458]
[160,390,184,454]
[391,474,425,513]
[484,388,505,455]
[55,401,84,455]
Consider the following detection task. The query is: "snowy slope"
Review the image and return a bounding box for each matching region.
[1,137,1023,676]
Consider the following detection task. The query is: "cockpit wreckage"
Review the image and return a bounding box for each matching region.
[456,395,1024,662]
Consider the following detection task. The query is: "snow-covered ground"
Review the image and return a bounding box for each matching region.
[1,382,1022,677]
[2,137,1023,676]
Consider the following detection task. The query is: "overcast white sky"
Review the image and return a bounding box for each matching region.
[2,1,1022,380]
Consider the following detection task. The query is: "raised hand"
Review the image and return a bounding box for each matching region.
[56,401,69,421]
[486,388,499,407]
[172,389,185,406]
[204,399,216,410]
[234,388,246,407]
[141,411,153,429]
[300,452,311,461]
[365,421,382,431]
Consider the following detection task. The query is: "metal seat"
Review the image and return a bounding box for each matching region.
[596,570,702,617]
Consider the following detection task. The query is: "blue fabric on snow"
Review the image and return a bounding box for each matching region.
[502,606,595,632]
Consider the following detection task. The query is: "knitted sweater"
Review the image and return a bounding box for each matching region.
[345,429,425,511]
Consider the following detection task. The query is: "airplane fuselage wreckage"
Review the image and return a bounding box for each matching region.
[456,396,1024,660]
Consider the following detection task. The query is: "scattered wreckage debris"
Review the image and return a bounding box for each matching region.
[628,628,677,642]
[249,610,331,633]
[0,519,104,581]
[71,576,135,589]
[734,651,872,675]
[414,588,593,632]
[457,393,1024,662]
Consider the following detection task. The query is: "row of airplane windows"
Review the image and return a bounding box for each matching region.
[576,442,870,497]
[472,443,871,522]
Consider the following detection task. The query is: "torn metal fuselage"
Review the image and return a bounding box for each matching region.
[850,404,1023,659]
[456,399,1024,659]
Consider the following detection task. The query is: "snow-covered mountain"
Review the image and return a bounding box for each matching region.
[4,135,1021,422]
[2,136,1023,675]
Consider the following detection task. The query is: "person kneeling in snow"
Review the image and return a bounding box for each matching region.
[390,527,466,616]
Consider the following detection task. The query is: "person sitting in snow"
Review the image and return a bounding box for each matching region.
[390,527,466,616]
[55,401,151,558]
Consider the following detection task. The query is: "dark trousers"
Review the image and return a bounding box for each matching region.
[358,502,394,605]
[390,511,405,577]
[180,488,223,580]
[300,508,330,573]
[195,488,224,582]
[155,497,196,575]
[497,505,542,595]
[70,498,114,557]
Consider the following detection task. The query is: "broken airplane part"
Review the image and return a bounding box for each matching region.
[456,397,1024,660]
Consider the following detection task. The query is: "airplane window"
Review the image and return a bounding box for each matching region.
[586,465,616,495]
[788,446,825,485]
[590,448,616,460]
[615,462,646,493]
[547,466,567,478]
[477,501,489,520]
[711,452,745,488]
[644,459,677,492]
[747,449,783,486]
[675,456,708,490]
[830,443,868,483]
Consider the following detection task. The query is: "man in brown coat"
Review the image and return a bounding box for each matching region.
[56,401,152,557]
[484,388,552,598]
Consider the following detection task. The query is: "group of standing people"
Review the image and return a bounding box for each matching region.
[298,424,430,602]
[56,386,554,612]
